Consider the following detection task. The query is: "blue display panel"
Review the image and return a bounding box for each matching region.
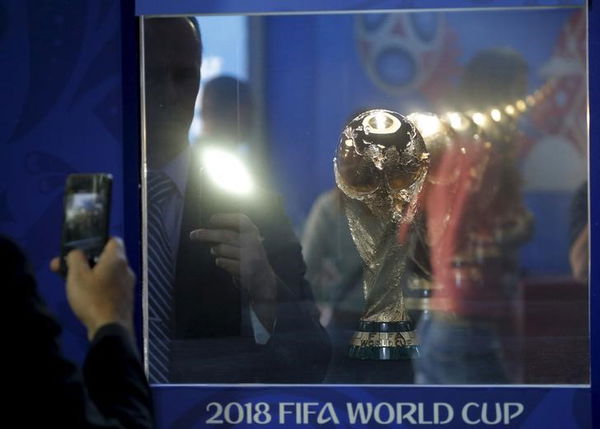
[136,0,584,16]
[0,0,132,363]
[152,386,591,428]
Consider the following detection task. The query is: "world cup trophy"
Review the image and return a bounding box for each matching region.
[334,109,429,360]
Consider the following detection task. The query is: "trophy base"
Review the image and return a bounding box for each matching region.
[347,320,419,360]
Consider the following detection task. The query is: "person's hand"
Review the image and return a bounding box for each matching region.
[50,238,135,340]
[190,213,277,331]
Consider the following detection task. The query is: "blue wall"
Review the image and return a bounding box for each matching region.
[0,0,133,364]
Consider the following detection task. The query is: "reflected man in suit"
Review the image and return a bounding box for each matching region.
[144,18,330,383]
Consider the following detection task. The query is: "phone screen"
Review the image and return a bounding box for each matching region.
[64,191,106,251]
[61,174,112,272]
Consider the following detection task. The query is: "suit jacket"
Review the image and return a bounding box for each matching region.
[169,148,331,383]
[5,236,153,427]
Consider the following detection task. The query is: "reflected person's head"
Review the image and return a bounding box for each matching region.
[144,18,202,167]
[457,47,528,111]
[201,76,253,144]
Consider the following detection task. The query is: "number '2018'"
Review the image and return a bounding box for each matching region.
[206,402,272,424]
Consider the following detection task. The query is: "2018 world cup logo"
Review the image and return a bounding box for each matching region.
[355,12,457,98]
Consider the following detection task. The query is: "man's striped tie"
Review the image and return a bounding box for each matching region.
[147,170,177,383]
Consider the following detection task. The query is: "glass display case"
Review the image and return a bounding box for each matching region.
[138,0,592,426]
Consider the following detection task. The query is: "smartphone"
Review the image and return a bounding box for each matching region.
[59,173,112,275]
[199,178,241,228]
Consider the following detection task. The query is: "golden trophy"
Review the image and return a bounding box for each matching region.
[334,110,429,360]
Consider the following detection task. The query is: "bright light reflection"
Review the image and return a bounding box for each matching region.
[201,147,254,195]
[505,105,516,116]
[490,109,502,122]
[516,99,527,112]
[472,112,487,127]
[408,113,442,139]
[362,111,401,134]
[447,112,467,131]
[375,113,387,130]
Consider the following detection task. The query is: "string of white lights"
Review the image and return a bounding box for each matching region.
[408,78,556,140]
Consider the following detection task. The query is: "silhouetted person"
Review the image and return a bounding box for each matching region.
[8,236,153,427]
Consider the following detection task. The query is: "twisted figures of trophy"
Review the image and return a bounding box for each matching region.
[334,110,429,360]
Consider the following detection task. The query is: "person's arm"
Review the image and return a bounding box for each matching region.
[262,235,333,383]
[6,234,153,428]
[190,208,332,381]
[84,323,154,428]
[257,196,332,382]
[51,238,154,427]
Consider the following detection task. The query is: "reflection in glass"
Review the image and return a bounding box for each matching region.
[144,18,330,385]
[144,6,589,385]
